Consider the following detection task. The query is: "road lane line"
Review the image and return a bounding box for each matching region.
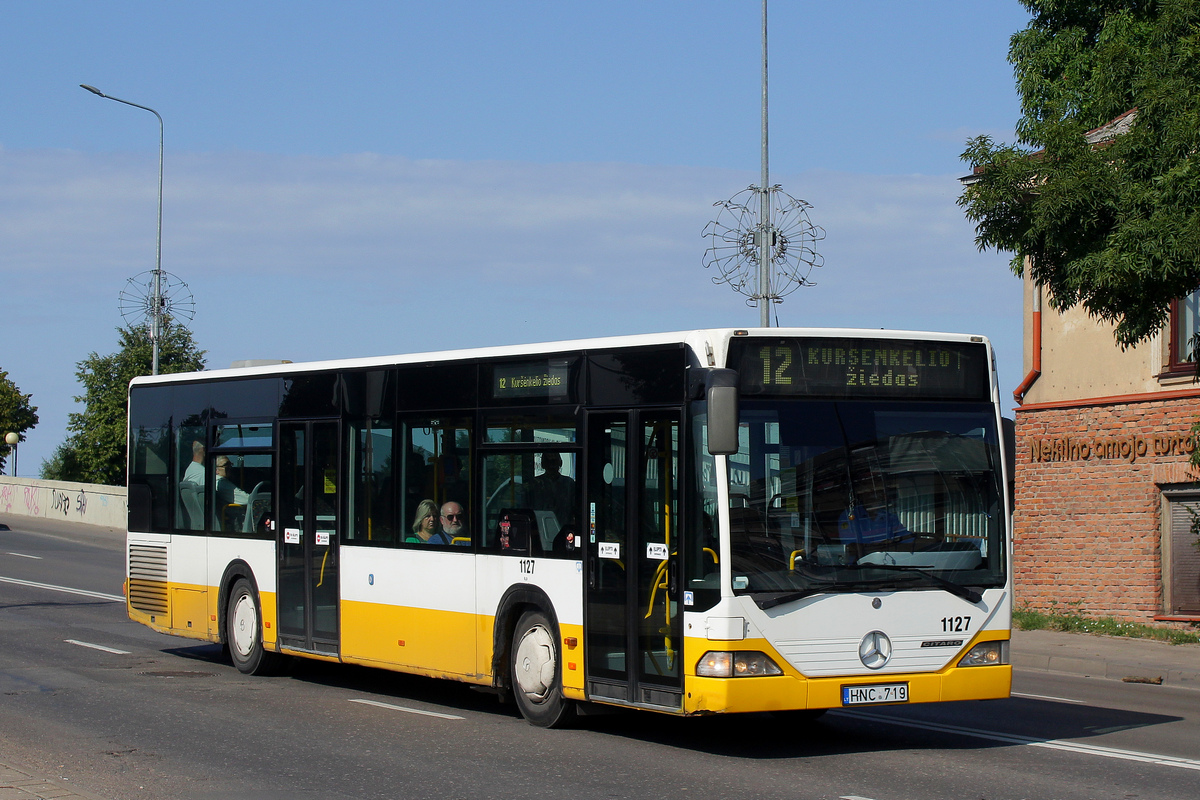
[1012,691,1087,704]
[837,709,1200,772]
[66,639,131,655]
[0,575,125,602]
[7,552,43,559]
[348,698,465,720]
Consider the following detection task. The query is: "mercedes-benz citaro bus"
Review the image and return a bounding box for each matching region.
[125,328,1014,727]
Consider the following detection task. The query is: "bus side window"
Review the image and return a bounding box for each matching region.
[347,420,396,545]
[400,417,473,547]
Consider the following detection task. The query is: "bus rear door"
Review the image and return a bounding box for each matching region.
[277,419,341,655]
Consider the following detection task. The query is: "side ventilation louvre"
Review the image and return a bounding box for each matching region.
[128,544,168,614]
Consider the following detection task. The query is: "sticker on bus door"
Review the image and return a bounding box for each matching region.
[646,542,669,560]
[599,542,620,559]
[284,528,301,544]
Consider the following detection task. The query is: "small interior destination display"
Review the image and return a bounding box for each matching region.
[729,337,990,400]
[491,359,574,400]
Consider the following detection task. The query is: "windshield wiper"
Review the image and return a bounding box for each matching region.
[753,578,913,610]
[853,563,983,604]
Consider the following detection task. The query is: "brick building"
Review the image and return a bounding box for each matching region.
[1014,274,1200,625]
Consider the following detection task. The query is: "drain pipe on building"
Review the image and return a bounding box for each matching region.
[1013,283,1042,405]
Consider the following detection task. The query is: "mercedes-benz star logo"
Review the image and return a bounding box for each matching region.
[859,630,892,670]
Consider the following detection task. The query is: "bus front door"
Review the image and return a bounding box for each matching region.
[277,420,341,655]
[585,410,681,710]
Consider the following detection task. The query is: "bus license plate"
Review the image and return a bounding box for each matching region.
[842,682,908,705]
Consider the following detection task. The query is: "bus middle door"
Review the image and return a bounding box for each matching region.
[584,410,681,710]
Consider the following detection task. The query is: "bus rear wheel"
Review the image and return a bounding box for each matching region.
[226,578,283,676]
[510,610,574,728]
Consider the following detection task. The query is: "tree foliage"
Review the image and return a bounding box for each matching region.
[43,319,205,486]
[959,0,1200,346]
[0,370,39,474]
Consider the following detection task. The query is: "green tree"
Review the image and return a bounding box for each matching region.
[959,0,1200,347]
[0,370,39,474]
[44,318,206,486]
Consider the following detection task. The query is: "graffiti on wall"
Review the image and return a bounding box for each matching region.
[23,486,41,516]
[0,479,127,528]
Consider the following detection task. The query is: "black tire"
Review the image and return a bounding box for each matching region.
[510,609,575,728]
[226,577,284,676]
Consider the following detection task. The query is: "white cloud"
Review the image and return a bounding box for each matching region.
[0,148,1020,470]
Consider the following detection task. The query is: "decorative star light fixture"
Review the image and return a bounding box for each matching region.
[703,185,824,315]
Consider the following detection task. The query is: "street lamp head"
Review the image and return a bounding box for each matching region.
[4,432,17,446]
[80,84,107,98]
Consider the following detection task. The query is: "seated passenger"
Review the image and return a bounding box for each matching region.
[215,456,251,506]
[214,455,252,530]
[837,486,907,546]
[182,440,205,488]
[409,499,442,543]
[439,501,469,545]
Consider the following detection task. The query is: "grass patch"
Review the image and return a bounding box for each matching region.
[1014,607,1200,645]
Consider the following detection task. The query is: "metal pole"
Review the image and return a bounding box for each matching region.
[80,85,164,374]
[4,433,17,478]
[759,0,771,327]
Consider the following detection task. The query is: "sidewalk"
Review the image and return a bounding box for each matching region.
[1012,628,1200,688]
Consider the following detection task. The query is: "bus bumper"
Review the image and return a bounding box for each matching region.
[682,660,1011,715]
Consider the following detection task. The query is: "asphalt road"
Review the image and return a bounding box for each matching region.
[1,517,1198,800]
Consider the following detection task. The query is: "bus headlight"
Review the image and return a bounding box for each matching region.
[958,640,1009,667]
[696,651,784,677]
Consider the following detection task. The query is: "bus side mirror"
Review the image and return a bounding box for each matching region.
[1001,416,1016,514]
[706,369,739,456]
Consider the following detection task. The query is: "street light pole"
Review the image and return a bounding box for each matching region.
[4,432,18,478]
[81,84,164,375]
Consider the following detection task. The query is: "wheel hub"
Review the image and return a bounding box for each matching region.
[513,624,556,701]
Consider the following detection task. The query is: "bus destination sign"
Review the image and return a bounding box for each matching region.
[491,359,574,400]
[729,337,990,400]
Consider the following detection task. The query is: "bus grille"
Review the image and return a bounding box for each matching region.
[128,544,168,615]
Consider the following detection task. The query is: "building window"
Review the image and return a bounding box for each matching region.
[1168,289,1200,372]
[1162,492,1200,617]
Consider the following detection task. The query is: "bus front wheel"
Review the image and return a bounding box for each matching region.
[510,609,574,728]
[226,578,283,676]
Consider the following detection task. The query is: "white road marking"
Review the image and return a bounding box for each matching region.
[1012,691,1086,704]
[840,796,879,800]
[0,575,125,602]
[7,552,42,559]
[65,639,131,655]
[837,709,1200,772]
[349,698,465,720]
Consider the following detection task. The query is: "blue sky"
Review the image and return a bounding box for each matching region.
[2,1,1032,472]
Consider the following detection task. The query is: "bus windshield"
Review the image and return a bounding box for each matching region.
[727,399,1006,605]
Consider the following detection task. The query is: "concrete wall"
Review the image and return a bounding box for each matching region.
[0,476,126,530]
[1021,273,1178,405]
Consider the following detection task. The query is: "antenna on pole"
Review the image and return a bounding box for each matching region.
[703,0,824,325]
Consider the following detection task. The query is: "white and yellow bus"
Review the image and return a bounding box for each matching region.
[126,328,1013,727]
